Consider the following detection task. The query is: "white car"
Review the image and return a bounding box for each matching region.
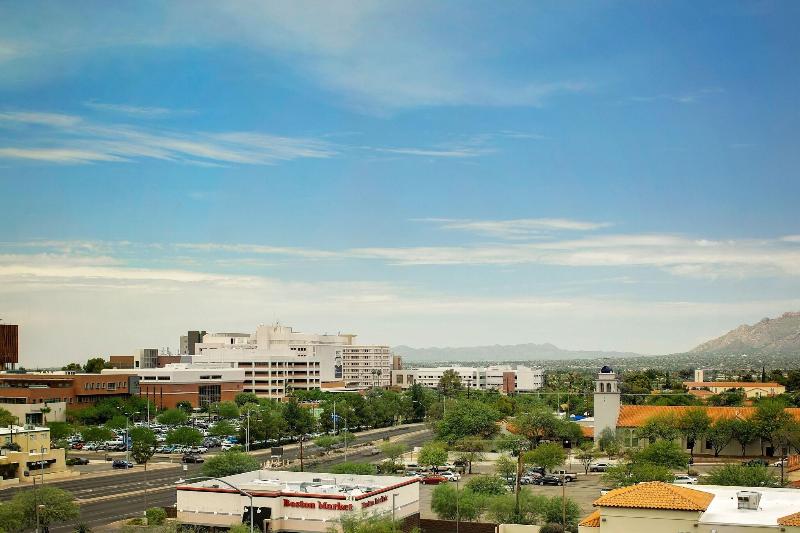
[221,442,236,451]
[673,474,698,485]
[441,471,461,482]
[772,459,787,467]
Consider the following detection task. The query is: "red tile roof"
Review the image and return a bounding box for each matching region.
[778,512,800,526]
[683,381,783,389]
[593,481,714,512]
[616,405,800,428]
[578,510,601,527]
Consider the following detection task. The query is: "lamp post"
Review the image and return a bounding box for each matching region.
[455,478,460,533]
[177,476,255,533]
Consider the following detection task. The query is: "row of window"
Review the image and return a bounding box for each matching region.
[83,381,126,390]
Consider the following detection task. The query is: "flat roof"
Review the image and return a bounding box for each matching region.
[177,469,417,500]
[0,425,48,435]
[698,485,800,527]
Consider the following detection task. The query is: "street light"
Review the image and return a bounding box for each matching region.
[176,476,256,533]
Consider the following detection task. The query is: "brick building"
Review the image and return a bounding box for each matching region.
[0,324,19,370]
[0,373,138,409]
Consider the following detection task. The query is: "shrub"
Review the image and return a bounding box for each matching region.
[145,507,167,526]
[329,462,376,475]
[539,524,565,533]
[465,475,507,496]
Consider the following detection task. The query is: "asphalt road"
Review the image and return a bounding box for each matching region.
[1,424,431,532]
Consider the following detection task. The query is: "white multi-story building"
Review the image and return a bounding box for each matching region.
[189,324,392,397]
[392,365,543,393]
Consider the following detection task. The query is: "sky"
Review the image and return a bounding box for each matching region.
[1,1,799,366]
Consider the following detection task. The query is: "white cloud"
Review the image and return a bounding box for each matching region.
[418,217,613,239]
[626,88,724,104]
[83,101,188,118]
[0,111,338,165]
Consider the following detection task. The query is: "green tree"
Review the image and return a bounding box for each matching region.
[234,392,259,407]
[404,383,431,421]
[702,464,779,487]
[47,422,73,442]
[731,417,760,457]
[0,407,17,427]
[634,440,689,470]
[753,399,792,455]
[209,419,237,438]
[431,484,487,522]
[430,483,459,520]
[156,408,188,426]
[202,450,261,478]
[82,357,107,374]
[437,369,463,398]
[465,475,507,496]
[175,401,193,414]
[284,399,315,471]
[495,454,517,480]
[636,413,680,443]
[166,426,203,446]
[80,426,115,444]
[314,435,340,453]
[678,408,711,462]
[524,442,566,472]
[215,401,240,419]
[576,442,596,475]
[330,462,376,475]
[543,496,581,528]
[452,436,486,474]
[104,415,128,431]
[707,389,746,406]
[597,427,620,454]
[706,418,735,457]
[513,407,559,448]
[10,486,80,530]
[603,462,675,488]
[437,399,501,444]
[0,500,23,532]
[379,441,407,462]
[418,441,448,470]
[61,362,83,372]
[130,427,157,467]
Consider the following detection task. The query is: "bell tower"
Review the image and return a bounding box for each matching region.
[593,366,620,441]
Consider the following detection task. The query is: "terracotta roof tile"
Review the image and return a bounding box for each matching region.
[578,510,601,527]
[593,481,714,512]
[684,381,783,389]
[778,511,800,526]
[616,405,800,428]
[581,426,594,438]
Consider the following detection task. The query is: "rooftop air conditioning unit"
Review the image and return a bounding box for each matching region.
[737,491,761,510]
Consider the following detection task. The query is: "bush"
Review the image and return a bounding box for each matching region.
[329,462,376,475]
[201,451,261,478]
[145,507,166,526]
[465,475,507,496]
[701,464,779,487]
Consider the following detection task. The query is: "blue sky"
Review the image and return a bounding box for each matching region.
[1,1,799,365]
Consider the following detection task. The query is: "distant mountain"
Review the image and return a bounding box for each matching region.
[690,311,800,355]
[392,343,642,363]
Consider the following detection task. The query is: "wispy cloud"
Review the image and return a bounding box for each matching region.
[83,101,190,118]
[625,88,724,104]
[417,217,613,239]
[0,111,337,165]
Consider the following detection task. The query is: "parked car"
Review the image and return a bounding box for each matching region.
[70,442,84,450]
[404,471,421,477]
[182,454,205,464]
[551,469,578,482]
[441,471,461,482]
[742,459,770,467]
[67,457,90,466]
[84,442,100,451]
[420,475,448,485]
[772,458,788,467]
[589,462,611,472]
[535,475,564,486]
[673,474,698,485]
[220,442,236,451]
[112,460,134,469]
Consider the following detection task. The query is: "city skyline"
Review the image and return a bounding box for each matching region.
[2,2,800,365]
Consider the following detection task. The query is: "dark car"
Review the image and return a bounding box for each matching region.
[112,460,133,469]
[535,475,564,486]
[182,454,205,464]
[67,457,90,466]
[742,459,770,467]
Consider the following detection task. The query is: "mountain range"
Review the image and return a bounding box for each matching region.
[689,311,800,355]
[393,311,800,362]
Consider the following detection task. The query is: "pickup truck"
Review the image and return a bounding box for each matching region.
[551,469,579,482]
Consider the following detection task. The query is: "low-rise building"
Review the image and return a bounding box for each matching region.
[176,469,420,532]
[0,425,67,485]
[683,381,786,399]
[103,364,245,409]
[391,365,543,393]
[579,482,800,533]
[0,372,138,409]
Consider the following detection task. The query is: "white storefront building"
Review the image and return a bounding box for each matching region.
[176,470,420,532]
